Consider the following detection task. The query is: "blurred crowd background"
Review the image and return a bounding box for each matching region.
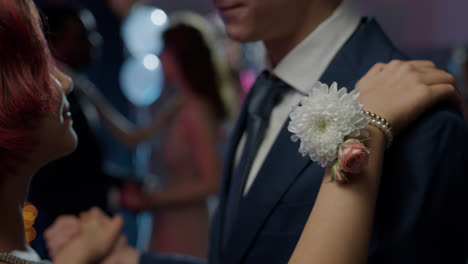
[25,0,468,260]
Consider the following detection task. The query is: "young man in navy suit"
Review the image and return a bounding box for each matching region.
[47,0,468,263]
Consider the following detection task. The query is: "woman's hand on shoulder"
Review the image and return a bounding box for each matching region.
[356,60,460,135]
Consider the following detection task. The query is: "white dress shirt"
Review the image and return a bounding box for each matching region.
[234,0,362,195]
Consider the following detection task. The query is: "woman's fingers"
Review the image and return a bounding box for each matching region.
[387,60,435,73]
[52,209,124,264]
[48,230,80,259]
[428,83,462,111]
[44,216,80,245]
[406,60,436,69]
[44,215,81,259]
[44,215,79,240]
[419,69,456,86]
[105,215,124,243]
[92,214,124,258]
[81,207,107,224]
[114,235,128,250]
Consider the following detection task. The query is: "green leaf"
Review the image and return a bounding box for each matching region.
[329,161,339,183]
[330,164,336,183]
[341,171,349,183]
[360,137,371,143]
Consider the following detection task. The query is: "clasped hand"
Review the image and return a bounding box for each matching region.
[44,207,135,264]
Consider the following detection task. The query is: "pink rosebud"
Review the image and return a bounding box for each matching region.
[338,139,370,174]
[333,164,347,184]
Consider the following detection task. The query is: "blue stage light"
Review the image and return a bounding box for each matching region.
[119,54,164,106]
[121,6,168,57]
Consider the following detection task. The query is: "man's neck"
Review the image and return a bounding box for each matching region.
[264,1,341,66]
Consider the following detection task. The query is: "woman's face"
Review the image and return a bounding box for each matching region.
[35,68,77,163]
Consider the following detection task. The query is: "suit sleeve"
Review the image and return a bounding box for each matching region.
[368,106,468,263]
[139,253,207,264]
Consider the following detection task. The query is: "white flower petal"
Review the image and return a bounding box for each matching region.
[330,82,338,93]
[337,87,347,99]
[288,82,369,168]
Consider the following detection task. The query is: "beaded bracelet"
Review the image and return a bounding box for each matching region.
[0,252,47,264]
[361,110,393,148]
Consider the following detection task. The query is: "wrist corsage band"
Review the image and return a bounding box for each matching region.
[287,82,392,183]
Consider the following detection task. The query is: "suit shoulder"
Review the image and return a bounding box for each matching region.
[414,105,467,136]
[342,18,408,77]
[394,104,468,161]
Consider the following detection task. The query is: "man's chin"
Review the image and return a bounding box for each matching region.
[225,26,261,43]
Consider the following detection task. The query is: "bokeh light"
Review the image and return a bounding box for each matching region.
[143,54,160,70]
[120,55,164,106]
[151,9,167,26]
[121,5,168,57]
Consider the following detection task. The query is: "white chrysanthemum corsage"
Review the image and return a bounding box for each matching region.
[288,82,371,181]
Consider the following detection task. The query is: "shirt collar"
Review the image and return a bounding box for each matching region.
[273,0,361,94]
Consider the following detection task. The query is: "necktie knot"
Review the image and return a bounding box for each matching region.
[248,71,290,120]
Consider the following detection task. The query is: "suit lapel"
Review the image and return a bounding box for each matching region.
[222,27,363,262]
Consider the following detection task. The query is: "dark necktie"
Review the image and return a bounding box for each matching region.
[223,71,290,245]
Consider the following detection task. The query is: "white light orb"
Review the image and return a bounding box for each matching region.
[121,6,168,57]
[120,55,164,106]
[143,54,160,71]
[151,9,167,26]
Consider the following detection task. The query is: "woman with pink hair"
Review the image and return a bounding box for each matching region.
[0,0,121,263]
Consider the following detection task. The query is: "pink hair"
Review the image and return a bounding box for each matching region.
[0,0,59,156]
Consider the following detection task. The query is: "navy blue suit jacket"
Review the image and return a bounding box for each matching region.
[140,18,468,264]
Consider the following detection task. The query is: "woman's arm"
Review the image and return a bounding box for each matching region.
[80,85,179,149]
[289,60,458,264]
[290,126,385,264]
[146,101,221,207]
